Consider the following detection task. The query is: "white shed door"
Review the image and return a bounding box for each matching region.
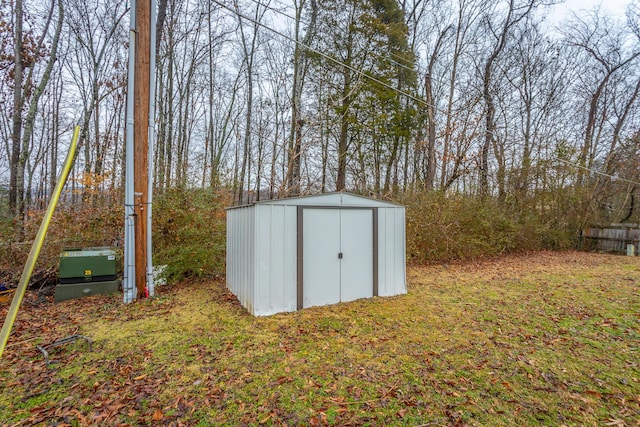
[340,209,373,302]
[302,208,373,308]
[302,209,341,308]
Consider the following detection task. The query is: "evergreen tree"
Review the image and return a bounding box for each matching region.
[310,0,418,192]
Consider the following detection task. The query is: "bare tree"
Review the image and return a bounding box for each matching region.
[499,21,568,197]
[15,0,64,215]
[285,0,317,196]
[9,0,24,215]
[479,0,542,198]
[564,9,640,184]
[423,26,450,190]
[65,0,128,200]
[234,0,269,203]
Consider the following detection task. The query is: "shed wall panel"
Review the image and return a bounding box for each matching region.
[226,217,232,292]
[282,206,298,312]
[254,205,273,315]
[376,208,388,296]
[226,210,235,302]
[377,207,406,297]
[388,208,400,295]
[226,206,255,314]
[245,207,256,313]
[395,208,407,295]
[252,205,298,316]
[268,206,286,313]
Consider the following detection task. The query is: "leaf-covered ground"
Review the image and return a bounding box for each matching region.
[1,251,638,426]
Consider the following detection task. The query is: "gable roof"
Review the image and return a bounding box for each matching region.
[226,192,404,210]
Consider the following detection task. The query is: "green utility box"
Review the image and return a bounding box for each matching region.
[55,247,119,303]
[54,280,121,303]
[59,247,117,284]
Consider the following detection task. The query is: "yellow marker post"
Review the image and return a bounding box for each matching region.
[0,126,80,358]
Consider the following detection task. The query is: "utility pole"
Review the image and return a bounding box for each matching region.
[124,0,155,303]
[134,0,150,299]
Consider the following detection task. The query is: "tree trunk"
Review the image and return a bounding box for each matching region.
[336,42,353,192]
[424,27,449,190]
[238,63,253,204]
[17,0,64,213]
[441,1,467,189]
[50,78,62,197]
[10,0,24,217]
[236,1,265,203]
[578,76,609,185]
[165,39,175,189]
[605,78,640,175]
[480,0,514,197]
[287,0,317,195]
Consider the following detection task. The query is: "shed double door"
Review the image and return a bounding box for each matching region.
[302,208,373,308]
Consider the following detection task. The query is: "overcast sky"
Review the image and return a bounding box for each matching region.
[551,0,632,20]
[542,0,633,34]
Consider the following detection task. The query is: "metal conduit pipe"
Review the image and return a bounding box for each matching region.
[146,0,156,297]
[123,0,137,304]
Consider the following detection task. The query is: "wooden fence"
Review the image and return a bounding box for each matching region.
[579,224,640,254]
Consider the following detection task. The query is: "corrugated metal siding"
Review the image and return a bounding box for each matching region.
[377,207,407,297]
[254,205,270,314]
[377,208,388,295]
[396,208,407,295]
[225,210,234,293]
[252,205,298,316]
[226,206,256,314]
[282,206,298,311]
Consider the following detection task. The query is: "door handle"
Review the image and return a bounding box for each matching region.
[338,252,343,259]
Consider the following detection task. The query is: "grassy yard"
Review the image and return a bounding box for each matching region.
[0,251,638,426]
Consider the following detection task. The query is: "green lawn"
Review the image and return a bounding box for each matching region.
[1,251,638,426]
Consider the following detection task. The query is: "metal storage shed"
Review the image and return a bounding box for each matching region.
[226,193,406,316]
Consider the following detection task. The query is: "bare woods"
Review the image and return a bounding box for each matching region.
[1,0,639,231]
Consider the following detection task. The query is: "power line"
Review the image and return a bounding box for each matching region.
[554,157,640,186]
[212,0,450,115]
[251,0,460,91]
[244,0,428,79]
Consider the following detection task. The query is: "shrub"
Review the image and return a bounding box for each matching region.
[0,188,231,286]
[153,188,230,281]
[0,187,581,285]
[399,191,576,264]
